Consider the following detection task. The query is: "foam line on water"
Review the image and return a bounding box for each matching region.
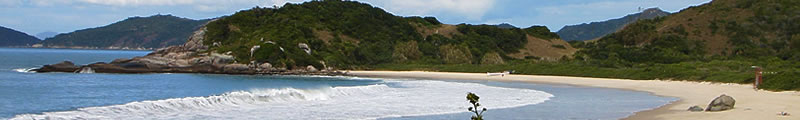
[12,68,36,73]
[12,80,552,120]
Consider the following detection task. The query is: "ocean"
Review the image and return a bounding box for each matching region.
[0,48,675,120]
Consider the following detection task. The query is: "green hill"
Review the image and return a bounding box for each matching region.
[201,0,572,69]
[42,15,209,49]
[579,0,800,63]
[574,0,800,90]
[557,8,670,41]
[0,26,40,47]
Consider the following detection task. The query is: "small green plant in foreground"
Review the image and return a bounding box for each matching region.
[467,92,486,120]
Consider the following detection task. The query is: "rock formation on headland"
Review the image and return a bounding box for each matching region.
[32,0,575,74]
[33,24,342,75]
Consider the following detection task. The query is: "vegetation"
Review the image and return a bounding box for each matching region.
[42,14,208,49]
[467,92,486,120]
[373,58,799,91]
[567,0,800,90]
[524,25,560,40]
[0,25,40,46]
[372,0,800,91]
[203,0,541,69]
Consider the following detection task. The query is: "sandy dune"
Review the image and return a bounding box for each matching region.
[348,71,799,120]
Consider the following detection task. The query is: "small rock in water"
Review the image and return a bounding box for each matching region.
[688,105,704,112]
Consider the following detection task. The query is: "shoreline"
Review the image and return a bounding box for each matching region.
[348,71,799,120]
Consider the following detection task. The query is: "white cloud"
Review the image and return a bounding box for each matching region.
[361,0,496,20]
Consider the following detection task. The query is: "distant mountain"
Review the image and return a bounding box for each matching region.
[494,23,517,29]
[557,8,670,41]
[42,14,209,50]
[580,0,800,63]
[35,31,58,40]
[0,26,40,47]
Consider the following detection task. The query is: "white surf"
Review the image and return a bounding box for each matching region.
[12,80,553,120]
[12,68,36,73]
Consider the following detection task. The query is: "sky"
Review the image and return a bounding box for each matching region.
[0,0,711,36]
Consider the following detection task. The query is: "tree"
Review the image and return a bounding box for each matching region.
[467,92,486,120]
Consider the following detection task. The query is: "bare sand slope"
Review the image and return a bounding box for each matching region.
[348,71,799,120]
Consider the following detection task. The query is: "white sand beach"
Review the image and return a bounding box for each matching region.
[349,71,799,120]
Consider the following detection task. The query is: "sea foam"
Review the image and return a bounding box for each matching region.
[12,68,36,73]
[12,80,552,120]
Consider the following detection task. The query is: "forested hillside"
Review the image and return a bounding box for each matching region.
[572,0,800,90]
[0,26,40,46]
[202,0,572,69]
[42,15,209,49]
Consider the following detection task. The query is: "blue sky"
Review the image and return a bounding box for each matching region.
[0,0,710,35]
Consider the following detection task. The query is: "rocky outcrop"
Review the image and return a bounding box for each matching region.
[480,52,505,64]
[32,23,345,76]
[688,105,704,112]
[35,61,80,73]
[706,94,736,112]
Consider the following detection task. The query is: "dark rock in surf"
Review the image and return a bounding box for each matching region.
[33,61,80,73]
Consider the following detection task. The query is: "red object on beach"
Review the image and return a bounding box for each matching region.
[754,67,762,89]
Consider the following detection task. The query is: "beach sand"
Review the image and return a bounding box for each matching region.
[349,71,799,120]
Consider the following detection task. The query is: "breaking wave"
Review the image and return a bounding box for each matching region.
[12,80,552,120]
[12,68,36,73]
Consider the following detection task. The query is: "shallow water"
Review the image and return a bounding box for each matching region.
[0,48,675,119]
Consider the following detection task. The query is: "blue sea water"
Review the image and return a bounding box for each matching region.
[0,48,676,120]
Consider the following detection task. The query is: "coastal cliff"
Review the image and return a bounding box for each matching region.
[34,23,341,75]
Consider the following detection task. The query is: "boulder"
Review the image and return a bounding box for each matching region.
[33,61,80,72]
[189,56,214,65]
[210,53,234,65]
[183,27,209,51]
[110,58,132,64]
[163,52,195,59]
[223,64,249,72]
[298,43,311,54]
[86,62,152,73]
[688,105,704,112]
[706,94,736,112]
[259,63,272,70]
[167,59,191,67]
[306,65,318,72]
[134,57,170,66]
[117,62,148,69]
